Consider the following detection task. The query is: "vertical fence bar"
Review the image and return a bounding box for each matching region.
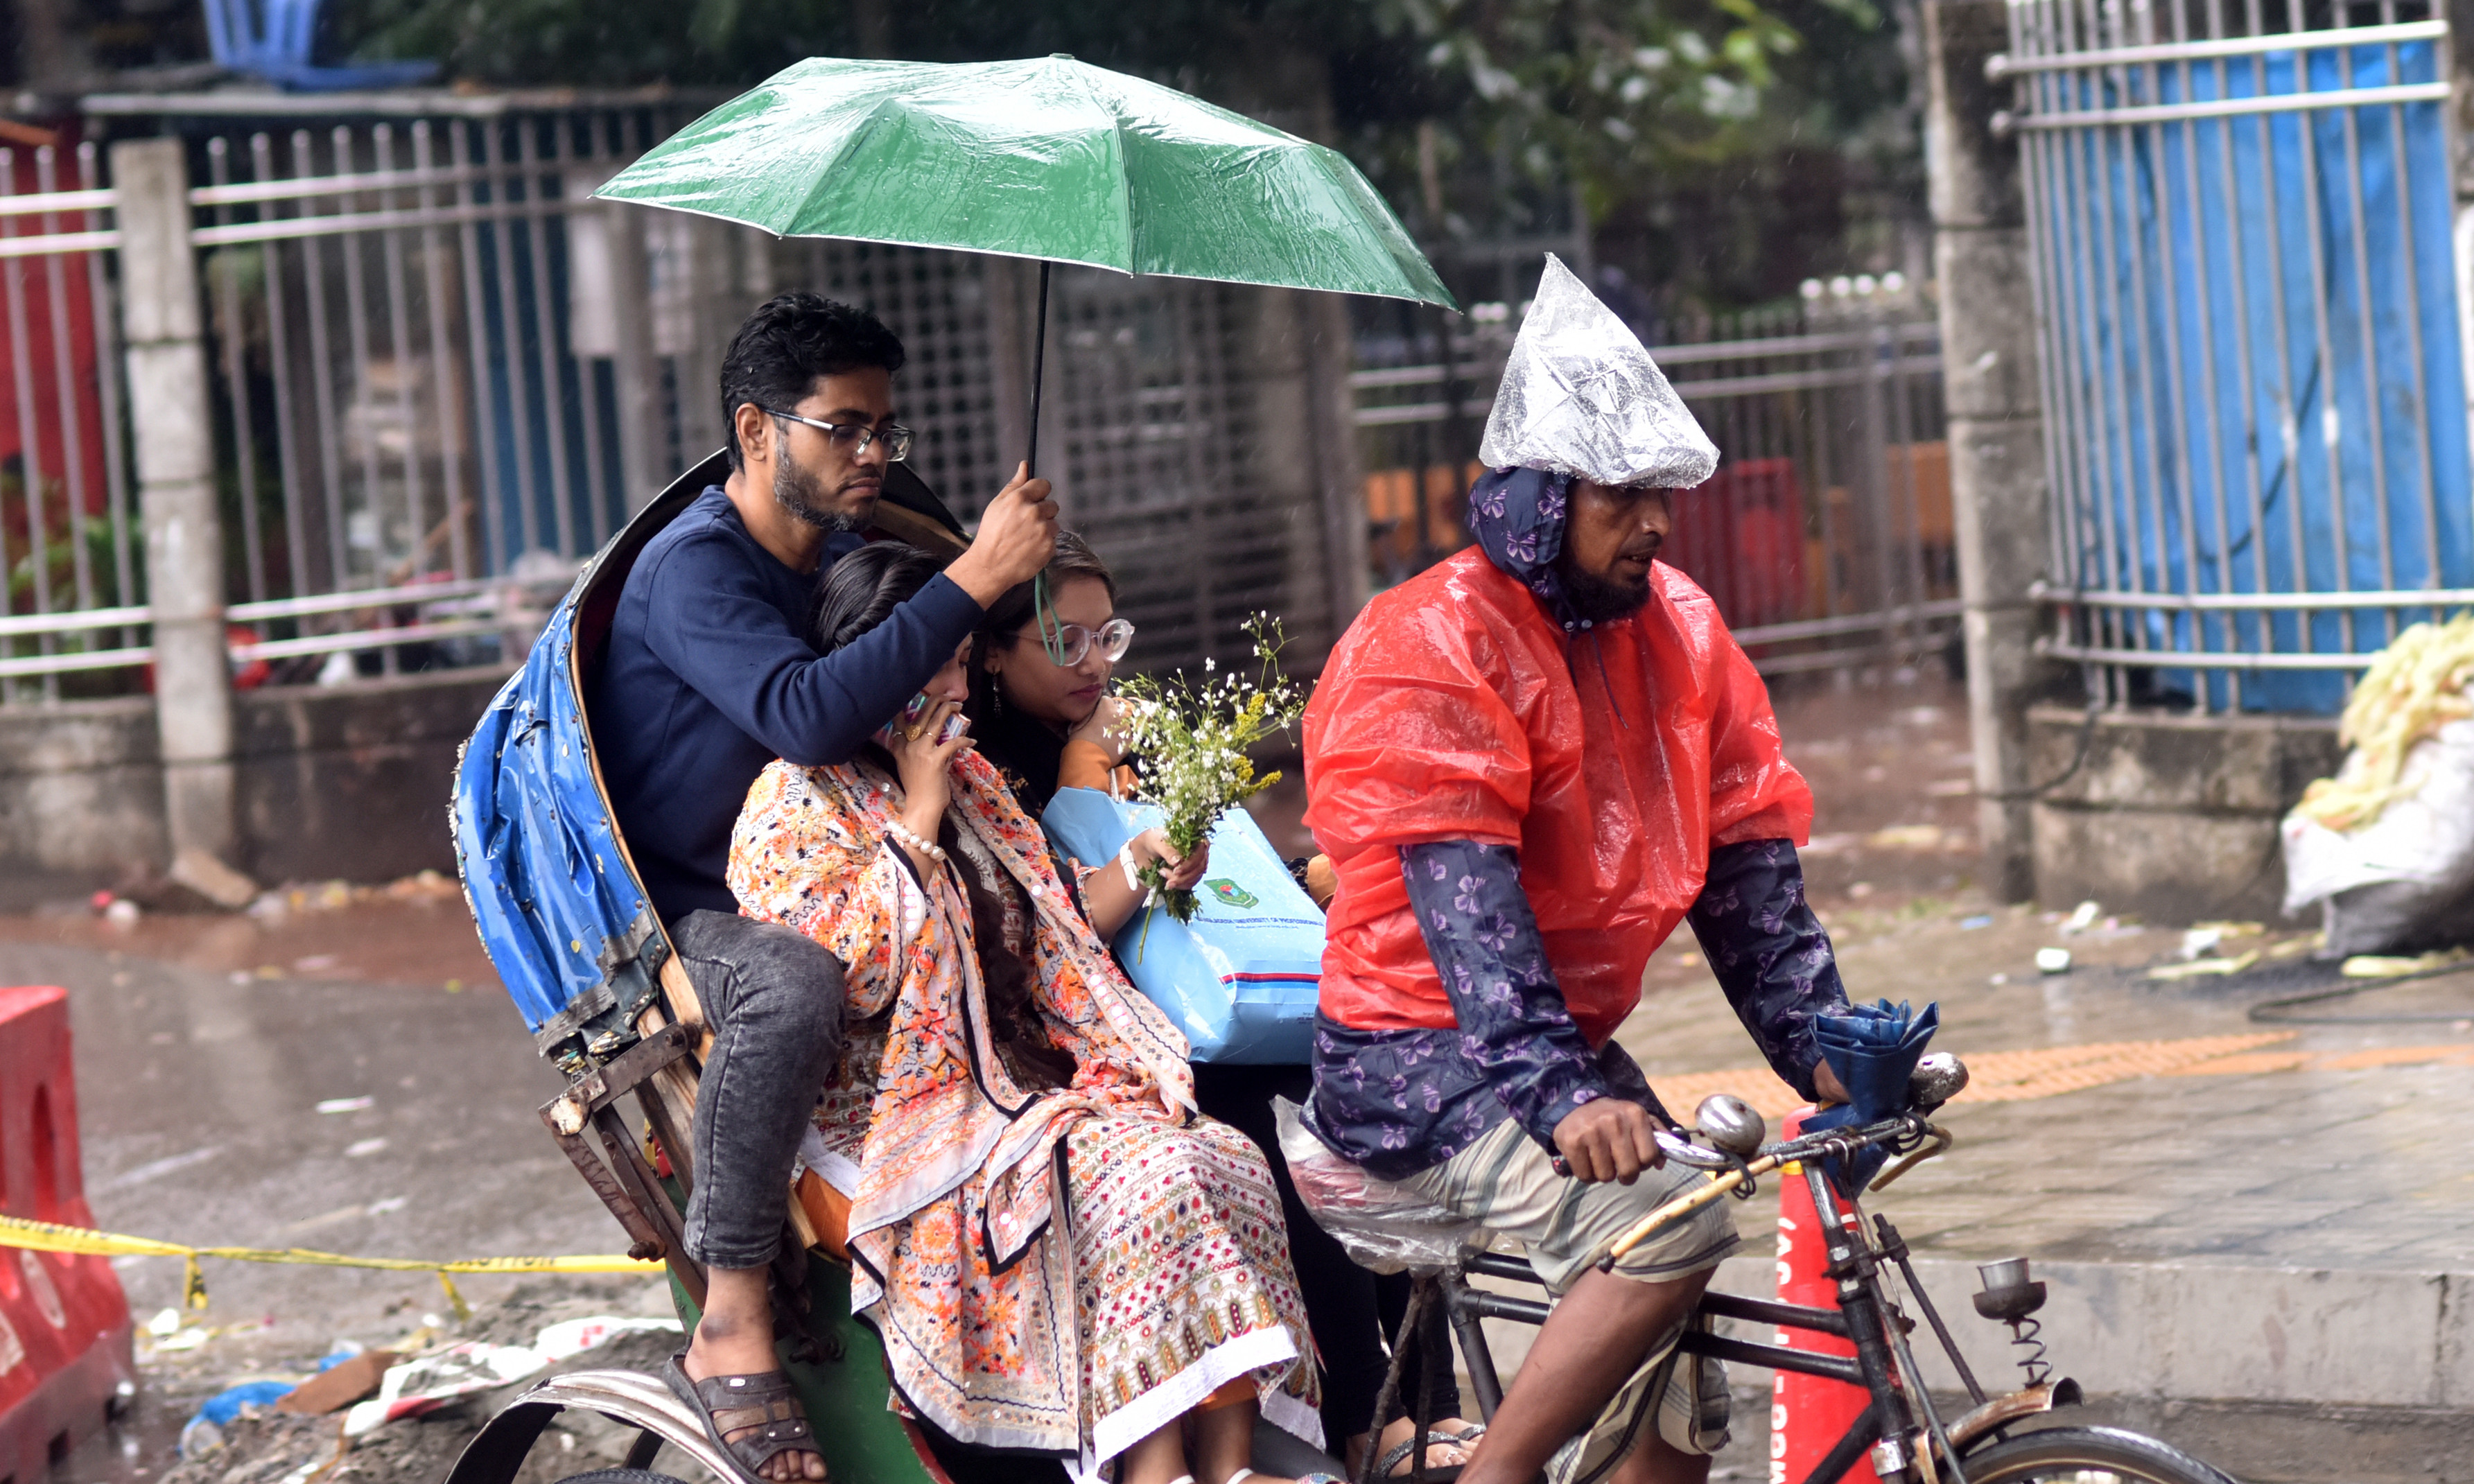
[480,120,545,561]
[204,137,268,606]
[374,123,432,588]
[412,121,473,582]
[82,141,137,635]
[252,133,311,604]
[2,149,59,694]
[35,147,96,619]
[295,129,351,596]
[516,118,577,559]
[453,119,512,577]
[558,114,613,549]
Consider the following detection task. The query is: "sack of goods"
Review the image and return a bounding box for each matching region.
[2280,613,2474,956]
[1042,787,1323,1063]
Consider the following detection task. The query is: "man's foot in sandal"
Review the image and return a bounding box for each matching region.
[677,1268,827,1481]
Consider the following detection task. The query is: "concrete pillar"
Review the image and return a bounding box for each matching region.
[1924,0,2058,902]
[113,139,237,871]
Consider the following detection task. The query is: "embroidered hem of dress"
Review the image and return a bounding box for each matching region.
[1078,1324,1318,1481]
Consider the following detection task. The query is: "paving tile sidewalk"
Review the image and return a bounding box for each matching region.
[1620,905,2474,1275]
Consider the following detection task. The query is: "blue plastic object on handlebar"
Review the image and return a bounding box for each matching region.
[1803,999,1940,1193]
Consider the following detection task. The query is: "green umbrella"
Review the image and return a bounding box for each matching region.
[594,53,1457,481]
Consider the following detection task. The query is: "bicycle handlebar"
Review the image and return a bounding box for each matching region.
[1592,1114,1949,1270]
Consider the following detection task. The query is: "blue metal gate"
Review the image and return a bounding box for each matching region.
[2002,0,2474,711]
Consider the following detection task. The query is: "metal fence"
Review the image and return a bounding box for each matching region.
[0,104,1355,706]
[1350,303,1958,676]
[2001,0,2473,713]
[0,142,137,698]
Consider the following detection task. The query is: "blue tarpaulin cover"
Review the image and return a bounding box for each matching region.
[2042,39,2471,710]
[450,458,722,1058]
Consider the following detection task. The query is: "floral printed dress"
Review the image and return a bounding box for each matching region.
[727,749,1321,1476]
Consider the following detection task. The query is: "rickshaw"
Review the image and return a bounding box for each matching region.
[443,451,1345,1484]
[443,454,2235,1484]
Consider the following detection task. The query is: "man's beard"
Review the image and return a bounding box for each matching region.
[773,453,871,533]
[1557,552,1655,624]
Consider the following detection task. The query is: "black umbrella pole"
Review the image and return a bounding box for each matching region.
[1025,261,1052,478]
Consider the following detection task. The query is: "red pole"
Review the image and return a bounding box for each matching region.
[1769,1107,1876,1484]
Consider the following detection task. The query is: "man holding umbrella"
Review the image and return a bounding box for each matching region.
[593,291,1059,1482]
[1300,258,1858,1484]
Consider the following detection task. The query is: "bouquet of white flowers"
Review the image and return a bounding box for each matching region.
[1113,614,1308,925]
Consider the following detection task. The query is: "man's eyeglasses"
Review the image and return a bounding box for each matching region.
[1036,616,1135,667]
[765,408,913,462]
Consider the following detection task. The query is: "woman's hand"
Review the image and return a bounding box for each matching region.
[888,698,972,860]
[1127,828,1208,893]
[1083,829,1209,940]
[1068,693,1130,765]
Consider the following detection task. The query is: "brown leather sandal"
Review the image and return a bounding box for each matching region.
[661,1352,822,1483]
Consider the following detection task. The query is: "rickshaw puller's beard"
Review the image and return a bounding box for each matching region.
[1556,539,1660,625]
[773,450,876,533]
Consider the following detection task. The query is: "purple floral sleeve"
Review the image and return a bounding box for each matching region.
[1398,840,1611,1151]
[1684,838,1851,1100]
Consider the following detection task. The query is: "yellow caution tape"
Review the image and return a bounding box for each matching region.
[0,1213,662,1311]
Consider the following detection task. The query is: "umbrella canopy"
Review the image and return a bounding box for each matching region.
[591,53,1456,310]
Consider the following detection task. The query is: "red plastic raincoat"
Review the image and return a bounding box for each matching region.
[1305,548,1813,1045]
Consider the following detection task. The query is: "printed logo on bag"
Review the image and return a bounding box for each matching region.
[1204,879,1260,909]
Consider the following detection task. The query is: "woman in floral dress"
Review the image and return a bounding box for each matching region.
[727,542,1325,1484]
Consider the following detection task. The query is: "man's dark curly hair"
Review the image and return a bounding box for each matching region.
[717,292,907,471]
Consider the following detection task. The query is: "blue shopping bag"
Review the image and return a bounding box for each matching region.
[1040,787,1324,1064]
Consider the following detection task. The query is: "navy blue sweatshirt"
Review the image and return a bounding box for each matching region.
[591,486,984,923]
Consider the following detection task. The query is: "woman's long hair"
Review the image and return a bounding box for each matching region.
[811,541,1071,1088]
[964,532,1118,814]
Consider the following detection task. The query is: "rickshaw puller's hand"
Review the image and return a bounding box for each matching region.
[948,463,1059,606]
[1813,1060,1852,1108]
[1553,1098,1665,1185]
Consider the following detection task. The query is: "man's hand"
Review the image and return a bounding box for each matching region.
[946,463,1058,607]
[1813,1060,1852,1107]
[1551,1099,1666,1185]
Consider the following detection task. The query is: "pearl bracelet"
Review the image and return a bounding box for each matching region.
[887,820,946,864]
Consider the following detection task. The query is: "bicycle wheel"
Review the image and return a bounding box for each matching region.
[1958,1425,2238,1484]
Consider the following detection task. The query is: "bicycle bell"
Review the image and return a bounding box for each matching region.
[1908,1051,1969,1110]
[1694,1094,1766,1158]
[1971,1257,2047,1320]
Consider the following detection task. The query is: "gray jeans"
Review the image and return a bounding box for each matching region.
[669,910,844,1269]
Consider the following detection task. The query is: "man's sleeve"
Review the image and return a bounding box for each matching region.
[1402,839,1608,1152]
[1685,838,1852,1099]
[641,532,983,767]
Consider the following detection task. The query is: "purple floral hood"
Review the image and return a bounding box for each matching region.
[1467,465,1591,634]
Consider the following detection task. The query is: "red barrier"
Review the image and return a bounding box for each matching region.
[1770,1108,1876,1484]
[0,986,136,1484]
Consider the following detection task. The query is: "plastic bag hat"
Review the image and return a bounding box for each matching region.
[1478,254,1718,489]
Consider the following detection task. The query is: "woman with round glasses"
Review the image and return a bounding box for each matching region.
[966,535,1481,1479]
[965,532,1145,814]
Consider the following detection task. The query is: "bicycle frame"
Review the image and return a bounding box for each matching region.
[1390,1135,2078,1484]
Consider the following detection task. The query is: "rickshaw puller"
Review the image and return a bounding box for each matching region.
[1300,257,1856,1484]
[590,293,1059,1483]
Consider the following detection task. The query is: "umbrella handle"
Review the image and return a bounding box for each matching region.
[1023,261,1066,663]
[1025,260,1051,478]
